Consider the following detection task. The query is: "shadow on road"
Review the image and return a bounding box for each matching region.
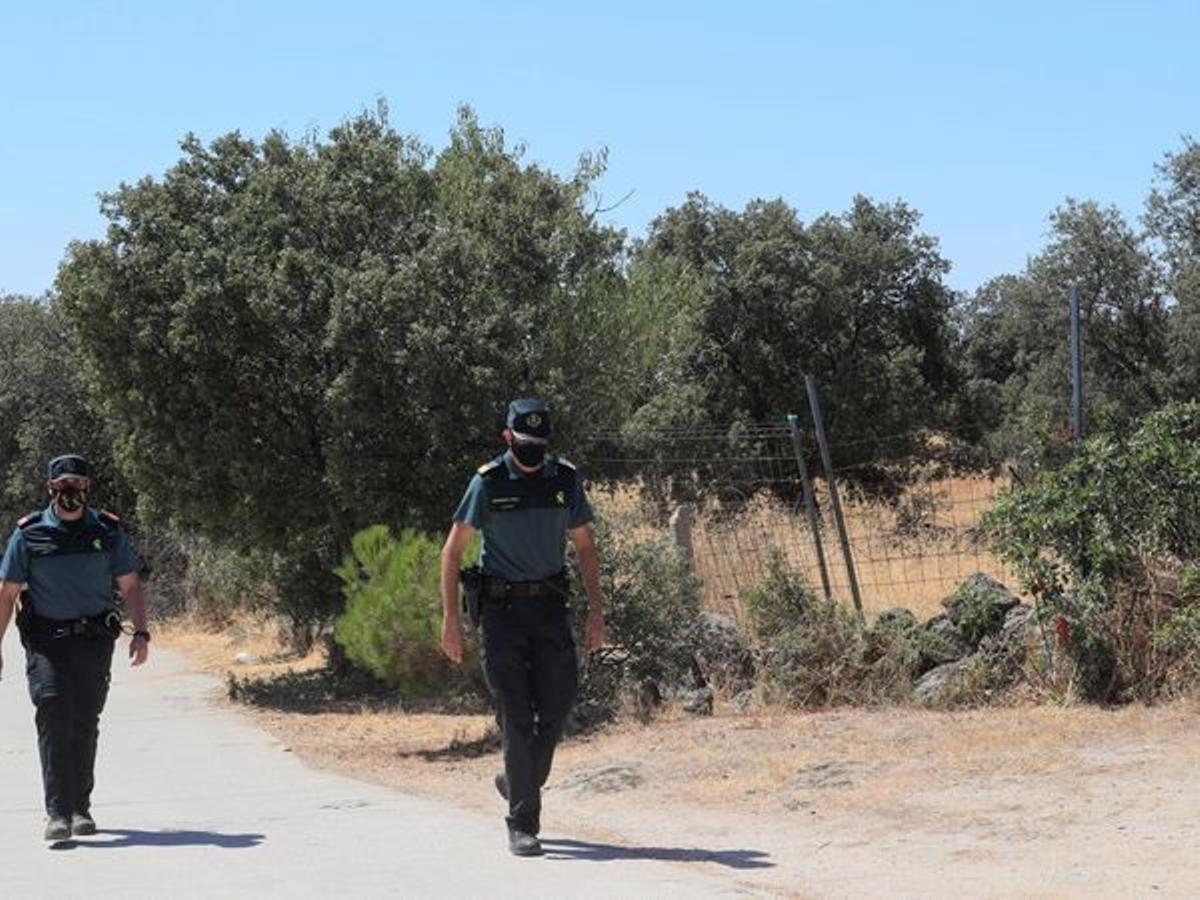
[540,838,773,870]
[50,829,265,850]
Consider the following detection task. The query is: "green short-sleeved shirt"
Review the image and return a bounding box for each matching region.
[0,505,142,620]
[454,451,593,581]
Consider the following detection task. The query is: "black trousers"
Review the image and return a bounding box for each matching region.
[24,634,115,818]
[481,596,578,834]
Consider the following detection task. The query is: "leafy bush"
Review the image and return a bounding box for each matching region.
[986,402,1200,701]
[743,551,817,641]
[333,526,448,695]
[763,599,868,707]
[180,535,277,627]
[572,514,703,725]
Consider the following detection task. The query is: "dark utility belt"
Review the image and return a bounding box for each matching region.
[21,609,123,641]
[481,572,569,600]
[460,567,568,629]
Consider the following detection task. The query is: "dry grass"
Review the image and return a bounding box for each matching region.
[595,475,1021,627]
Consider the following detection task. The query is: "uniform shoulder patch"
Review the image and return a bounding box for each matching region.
[477,459,504,477]
[17,511,43,530]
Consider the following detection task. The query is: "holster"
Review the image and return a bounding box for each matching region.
[460,565,483,629]
[14,593,31,648]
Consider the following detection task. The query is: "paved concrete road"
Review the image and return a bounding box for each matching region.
[0,630,771,899]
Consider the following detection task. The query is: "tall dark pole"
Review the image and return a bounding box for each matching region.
[788,414,833,602]
[804,375,865,624]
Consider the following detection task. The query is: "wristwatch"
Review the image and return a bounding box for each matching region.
[132,630,151,642]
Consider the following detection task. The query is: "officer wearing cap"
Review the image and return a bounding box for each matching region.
[440,398,605,857]
[0,454,150,841]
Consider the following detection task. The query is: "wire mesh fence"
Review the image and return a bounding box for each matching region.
[580,420,1022,624]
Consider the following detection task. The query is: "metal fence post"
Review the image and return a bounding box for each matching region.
[804,375,866,624]
[787,414,833,602]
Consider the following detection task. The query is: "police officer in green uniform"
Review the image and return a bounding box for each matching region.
[0,455,150,841]
[440,398,605,857]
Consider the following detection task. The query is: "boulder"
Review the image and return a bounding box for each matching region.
[552,763,644,795]
[941,573,1021,646]
[912,657,979,707]
[920,614,972,671]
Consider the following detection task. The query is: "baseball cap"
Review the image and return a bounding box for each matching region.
[506,398,551,444]
[48,454,91,481]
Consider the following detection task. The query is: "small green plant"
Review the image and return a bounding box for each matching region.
[572,514,703,726]
[333,526,448,695]
[742,550,817,642]
[762,599,867,707]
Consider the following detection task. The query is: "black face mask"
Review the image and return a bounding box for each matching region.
[53,487,88,512]
[512,443,547,469]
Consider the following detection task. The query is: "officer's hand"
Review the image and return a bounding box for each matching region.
[129,635,150,667]
[441,619,464,665]
[584,609,605,653]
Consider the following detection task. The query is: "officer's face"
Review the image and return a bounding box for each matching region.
[509,438,548,471]
[48,476,91,514]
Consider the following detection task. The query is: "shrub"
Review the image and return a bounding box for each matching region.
[333,526,448,695]
[572,514,703,725]
[986,402,1200,701]
[180,535,276,627]
[742,551,818,642]
[763,599,867,707]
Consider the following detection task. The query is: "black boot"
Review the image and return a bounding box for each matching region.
[71,811,97,836]
[44,815,71,841]
[508,827,544,857]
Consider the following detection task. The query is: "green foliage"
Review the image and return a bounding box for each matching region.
[987,402,1200,700]
[763,600,867,708]
[573,515,703,724]
[333,526,447,694]
[959,200,1169,462]
[0,294,135,527]
[178,535,275,625]
[55,105,629,628]
[624,193,960,490]
[1146,136,1200,402]
[742,551,817,641]
[987,402,1200,598]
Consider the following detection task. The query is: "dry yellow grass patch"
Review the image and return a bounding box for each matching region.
[594,475,1020,625]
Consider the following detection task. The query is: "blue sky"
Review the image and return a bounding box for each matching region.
[1,1,1196,296]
